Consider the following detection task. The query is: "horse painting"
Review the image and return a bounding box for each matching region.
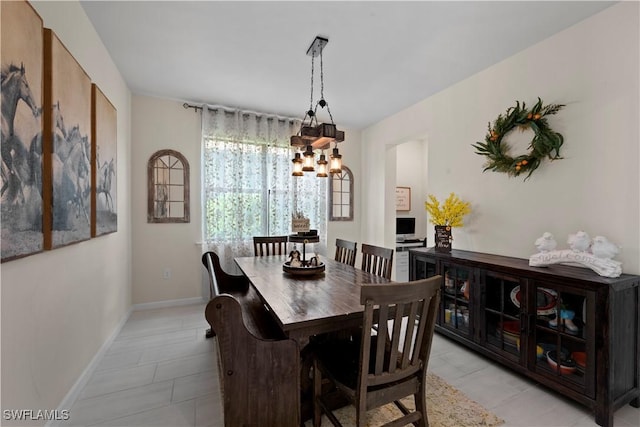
[1,0,45,262]
[1,63,40,205]
[92,84,117,236]
[1,62,42,261]
[44,28,93,248]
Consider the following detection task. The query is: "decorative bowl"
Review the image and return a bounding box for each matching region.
[546,350,577,375]
[283,261,325,276]
[510,286,558,316]
[502,320,520,335]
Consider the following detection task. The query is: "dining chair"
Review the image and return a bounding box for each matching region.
[253,235,289,256]
[360,243,394,279]
[312,276,441,427]
[334,238,357,267]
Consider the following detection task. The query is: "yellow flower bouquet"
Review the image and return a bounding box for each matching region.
[425,193,471,227]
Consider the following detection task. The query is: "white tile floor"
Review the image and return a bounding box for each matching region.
[61,303,639,427]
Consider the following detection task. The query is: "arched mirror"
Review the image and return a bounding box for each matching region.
[147,149,190,223]
[329,165,353,221]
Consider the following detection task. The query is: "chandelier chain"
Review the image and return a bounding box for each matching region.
[319,50,335,125]
[309,50,315,112]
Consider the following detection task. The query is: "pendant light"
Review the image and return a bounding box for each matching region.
[291,35,345,177]
[329,145,342,174]
[292,152,303,176]
[316,152,328,177]
[302,145,315,172]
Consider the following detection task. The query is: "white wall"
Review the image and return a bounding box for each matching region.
[396,139,428,239]
[131,95,363,303]
[327,127,362,257]
[131,96,202,304]
[362,2,640,274]
[1,1,132,424]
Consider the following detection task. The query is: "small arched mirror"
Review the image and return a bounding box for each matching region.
[147,149,190,223]
[329,165,354,221]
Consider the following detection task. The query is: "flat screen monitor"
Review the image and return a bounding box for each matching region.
[396,217,416,236]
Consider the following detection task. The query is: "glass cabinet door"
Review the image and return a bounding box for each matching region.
[481,271,523,363]
[439,262,473,339]
[410,256,436,280]
[531,281,594,397]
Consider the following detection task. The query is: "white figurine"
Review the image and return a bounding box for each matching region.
[530,230,622,278]
[289,250,302,267]
[567,231,591,252]
[591,236,619,260]
[535,232,557,253]
[309,253,320,267]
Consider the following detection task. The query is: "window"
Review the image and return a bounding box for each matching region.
[329,165,353,221]
[147,149,190,223]
[202,128,327,256]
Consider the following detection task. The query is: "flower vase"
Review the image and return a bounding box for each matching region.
[435,225,452,252]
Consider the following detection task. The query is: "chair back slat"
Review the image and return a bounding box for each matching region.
[335,238,357,267]
[253,236,288,256]
[361,243,394,279]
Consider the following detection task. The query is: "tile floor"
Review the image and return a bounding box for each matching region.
[62,302,639,427]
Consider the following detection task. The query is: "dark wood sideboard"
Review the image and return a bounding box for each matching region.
[409,248,639,427]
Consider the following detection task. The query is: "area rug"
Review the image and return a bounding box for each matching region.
[308,372,504,427]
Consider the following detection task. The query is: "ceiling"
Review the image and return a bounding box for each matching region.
[80,1,615,129]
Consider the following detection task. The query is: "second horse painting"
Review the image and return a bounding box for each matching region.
[44,28,92,249]
[91,84,117,237]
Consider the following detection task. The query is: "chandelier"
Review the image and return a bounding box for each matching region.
[291,36,344,177]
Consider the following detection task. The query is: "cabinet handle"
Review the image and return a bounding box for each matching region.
[520,313,527,334]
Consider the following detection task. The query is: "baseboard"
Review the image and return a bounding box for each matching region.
[132,296,207,311]
[46,306,133,427]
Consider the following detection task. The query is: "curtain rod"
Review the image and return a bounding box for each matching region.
[183,102,300,123]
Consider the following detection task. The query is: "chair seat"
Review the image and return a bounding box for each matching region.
[313,336,391,391]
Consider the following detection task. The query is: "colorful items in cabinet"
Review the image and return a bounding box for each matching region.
[498,320,520,345]
[510,285,557,315]
[548,309,579,334]
[445,275,456,294]
[546,350,577,375]
[571,351,587,369]
[461,281,470,300]
[445,307,468,327]
[444,270,470,296]
[516,339,545,358]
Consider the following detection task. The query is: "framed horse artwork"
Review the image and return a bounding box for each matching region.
[43,29,93,249]
[0,0,45,262]
[91,84,117,237]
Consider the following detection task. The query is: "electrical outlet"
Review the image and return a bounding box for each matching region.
[163,268,171,280]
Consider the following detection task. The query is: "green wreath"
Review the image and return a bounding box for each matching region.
[472,98,565,180]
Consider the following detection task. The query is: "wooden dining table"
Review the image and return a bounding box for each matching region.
[234,254,390,344]
[234,254,393,423]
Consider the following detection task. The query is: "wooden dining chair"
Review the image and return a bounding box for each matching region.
[253,235,288,256]
[312,276,441,427]
[334,238,357,267]
[360,243,394,280]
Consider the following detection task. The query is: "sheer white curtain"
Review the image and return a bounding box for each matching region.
[201,105,327,270]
